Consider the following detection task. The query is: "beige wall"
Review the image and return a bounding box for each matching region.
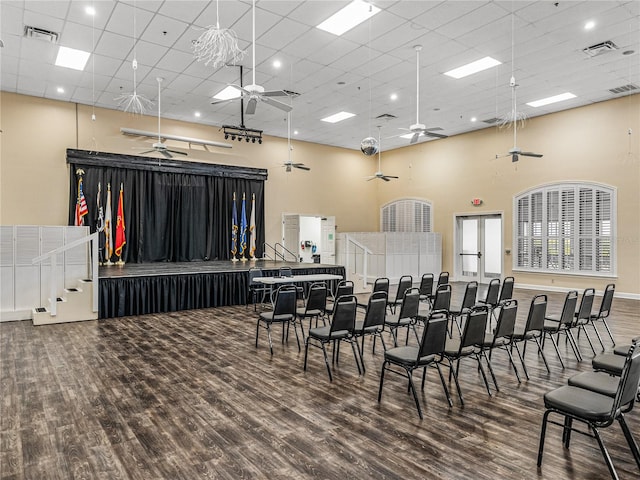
[379,94,640,295]
[1,91,639,295]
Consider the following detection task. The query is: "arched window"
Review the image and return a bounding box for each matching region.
[381,199,432,232]
[514,182,616,275]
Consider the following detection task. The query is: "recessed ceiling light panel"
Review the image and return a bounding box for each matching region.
[444,56,501,79]
[55,46,90,70]
[526,92,576,107]
[321,111,356,123]
[317,0,380,36]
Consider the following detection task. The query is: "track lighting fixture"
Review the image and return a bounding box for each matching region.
[221,125,263,145]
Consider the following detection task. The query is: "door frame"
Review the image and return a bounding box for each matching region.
[453,211,504,284]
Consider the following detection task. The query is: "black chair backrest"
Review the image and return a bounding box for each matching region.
[437,272,449,288]
[398,288,420,320]
[483,278,501,306]
[614,343,640,412]
[273,285,297,316]
[432,283,452,312]
[278,266,293,277]
[394,275,413,302]
[305,283,327,311]
[330,295,357,334]
[494,299,518,339]
[419,273,434,297]
[373,277,390,294]
[525,294,548,332]
[498,276,514,303]
[333,280,354,299]
[598,284,615,318]
[460,281,478,311]
[417,312,448,361]
[576,288,596,321]
[363,291,387,329]
[558,290,579,328]
[248,267,263,285]
[460,307,489,349]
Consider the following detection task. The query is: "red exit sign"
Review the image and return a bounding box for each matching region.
[471,198,483,206]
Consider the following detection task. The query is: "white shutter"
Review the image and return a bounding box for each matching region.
[381,199,432,233]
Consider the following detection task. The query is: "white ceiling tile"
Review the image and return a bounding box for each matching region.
[1,72,18,91]
[65,1,114,30]
[22,9,65,34]
[0,4,25,36]
[58,20,95,51]
[158,1,209,24]
[24,1,69,20]
[258,18,311,51]
[104,2,155,38]
[94,31,134,60]
[139,14,190,48]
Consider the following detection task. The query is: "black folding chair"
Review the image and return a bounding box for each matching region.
[255,285,298,354]
[378,313,452,419]
[538,343,640,479]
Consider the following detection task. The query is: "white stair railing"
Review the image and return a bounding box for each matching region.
[344,234,372,287]
[32,232,99,316]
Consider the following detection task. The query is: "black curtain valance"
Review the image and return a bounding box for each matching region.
[67,149,266,263]
[67,149,268,180]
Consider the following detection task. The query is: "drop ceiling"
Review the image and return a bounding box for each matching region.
[1,1,638,152]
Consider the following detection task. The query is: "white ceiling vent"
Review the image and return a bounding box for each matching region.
[23,26,59,43]
[582,40,618,57]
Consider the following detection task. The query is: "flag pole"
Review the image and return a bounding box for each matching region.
[115,183,126,266]
[231,192,239,262]
[240,192,248,262]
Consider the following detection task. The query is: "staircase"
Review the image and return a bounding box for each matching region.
[32,279,98,325]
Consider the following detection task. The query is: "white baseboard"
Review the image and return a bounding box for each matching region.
[515,283,640,300]
[0,310,32,322]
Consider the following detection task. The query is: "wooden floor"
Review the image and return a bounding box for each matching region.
[1,285,639,479]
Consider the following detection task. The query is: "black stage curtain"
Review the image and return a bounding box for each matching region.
[67,149,266,263]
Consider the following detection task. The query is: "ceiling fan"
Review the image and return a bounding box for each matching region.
[366,127,397,182]
[399,45,448,144]
[139,77,187,158]
[496,11,543,163]
[283,107,309,172]
[210,0,292,115]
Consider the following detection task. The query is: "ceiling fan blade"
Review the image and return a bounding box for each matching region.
[210,98,236,106]
[138,149,155,155]
[293,164,310,171]
[161,150,173,159]
[410,132,420,144]
[262,89,289,97]
[521,152,543,158]
[245,97,258,114]
[381,176,391,182]
[423,130,448,139]
[261,95,293,112]
[167,149,188,156]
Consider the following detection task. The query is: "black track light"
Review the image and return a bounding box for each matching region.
[225,133,229,139]
[258,139,262,144]
[237,137,242,142]
[231,135,236,140]
[252,138,256,143]
[246,137,250,142]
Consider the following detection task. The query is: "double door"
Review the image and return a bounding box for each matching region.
[456,214,502,284]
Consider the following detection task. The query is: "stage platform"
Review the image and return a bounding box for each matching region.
[98,260,345,319]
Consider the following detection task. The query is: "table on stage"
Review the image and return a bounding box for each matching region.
[253,273,343,301]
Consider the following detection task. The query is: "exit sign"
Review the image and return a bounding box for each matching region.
[471,198,483,206]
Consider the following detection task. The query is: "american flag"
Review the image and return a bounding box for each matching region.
[75,179,89,226]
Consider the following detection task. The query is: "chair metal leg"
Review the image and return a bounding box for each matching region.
[292,320,301,352]
[562,416,573,448]
[482,351,499,392]
[303,338,310,371]
[592,425,620,480]
[446,359,464,405]
[579,324,597,355]
[547,332,566,369]
[266,323,274,355]
[600,318,616,345]
[378,361,387,402]
[407,370,423,419]
[435,363,454,407]
[476,354,493,396]
[512,342,530,380]
[566,330,583,362]
[321,342,333,382]
[533,336,551,372]
[618,413,640,469]
[350,339,362,375]
[504,345,522,383]
[537,410,551,467]
[255,319,261,348]
[590,321,605,351]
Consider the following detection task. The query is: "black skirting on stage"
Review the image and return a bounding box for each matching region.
[98,260,345,319]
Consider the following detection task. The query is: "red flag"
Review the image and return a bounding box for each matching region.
[115,184,126,257]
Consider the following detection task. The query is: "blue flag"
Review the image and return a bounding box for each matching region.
[231,192,238,257]
[239,193,248,256]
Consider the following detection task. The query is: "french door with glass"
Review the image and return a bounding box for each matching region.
[455,214,503,284]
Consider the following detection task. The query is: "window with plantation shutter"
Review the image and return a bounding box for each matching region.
[514,183,615,275]
[381,199,432,232]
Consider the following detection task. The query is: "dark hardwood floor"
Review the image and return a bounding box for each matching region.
[1,285,639,479]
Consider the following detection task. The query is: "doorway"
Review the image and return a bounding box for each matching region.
[455,214,503,283]
[282,214,335,264]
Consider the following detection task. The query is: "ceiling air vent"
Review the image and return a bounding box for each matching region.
[582,40,618,57]
[376,113,397,120]
[482,117,501,125]
[23,26,59,43]
[609,84,638,95]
